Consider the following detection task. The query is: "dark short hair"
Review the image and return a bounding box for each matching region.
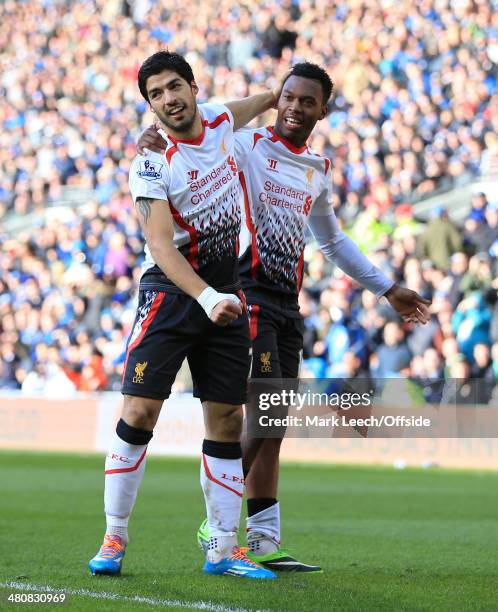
[287,62,334,103]
[138,51,195,102]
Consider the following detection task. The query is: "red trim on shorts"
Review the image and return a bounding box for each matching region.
[168,202,199,268]
[249,304,260,341]
[237,289,247,311]
[239,170,259,280]
[105,448,147,475]
[122,292,166,384]
[324,158,331,174]
[202,454,243,498]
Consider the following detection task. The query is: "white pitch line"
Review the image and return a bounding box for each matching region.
[0,581,267,612]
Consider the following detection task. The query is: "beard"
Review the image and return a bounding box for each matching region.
[156,105,198,134]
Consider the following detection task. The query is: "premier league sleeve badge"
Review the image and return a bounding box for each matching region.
[137,159,163,181]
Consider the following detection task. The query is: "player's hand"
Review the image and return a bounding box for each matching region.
[137,124,167,155]
[271,70,292,108]
[197,287,242,325]
[383,284,431,324]
[210,299,243,326]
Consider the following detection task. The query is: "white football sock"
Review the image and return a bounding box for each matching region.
[104,433,148,546]
[247,502,281,554]
[200,453,244,562]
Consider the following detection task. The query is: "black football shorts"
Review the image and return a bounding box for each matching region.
[121,289,251,405]
[247,299,303,380]
[244,294,304,438]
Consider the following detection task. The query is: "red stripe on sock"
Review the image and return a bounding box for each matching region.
[105,448,147,475]
[202,453,243,497]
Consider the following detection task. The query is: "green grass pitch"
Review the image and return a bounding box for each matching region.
[0,451,497,611]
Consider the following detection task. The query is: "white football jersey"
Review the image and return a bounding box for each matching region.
[129,103,241,291]
[235,126,331,295]
[234,126,393,301]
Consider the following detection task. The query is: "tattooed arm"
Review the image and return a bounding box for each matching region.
[135,197,209,299]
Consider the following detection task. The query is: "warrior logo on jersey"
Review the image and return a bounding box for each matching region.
[187,169,199,182]
[306,168,314,186]
[267,158,278,172]
[137,160,162,181]
[133,361,148,384]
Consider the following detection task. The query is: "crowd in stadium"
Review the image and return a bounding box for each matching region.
[0,0,497,400]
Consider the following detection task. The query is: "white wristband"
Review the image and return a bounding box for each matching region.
[197,287,241,318]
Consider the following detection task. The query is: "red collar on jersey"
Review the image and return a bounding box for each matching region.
[168,121,206,146]
[267,126,308,154]
[168,110,231,147]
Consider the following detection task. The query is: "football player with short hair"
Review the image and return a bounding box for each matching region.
[88,50,287,580]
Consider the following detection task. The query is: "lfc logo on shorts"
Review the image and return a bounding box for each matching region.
[133,361,148,384]
[260,352,272,373]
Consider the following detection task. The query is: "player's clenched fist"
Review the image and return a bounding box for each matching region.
[210,299,243,326]
[197,287,243,326]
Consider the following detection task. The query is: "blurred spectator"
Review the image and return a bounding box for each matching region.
[469,192,488,222]
[418,209,462,271]
[392,204,424,242]
[464,202,497,257]
[471,343,495,383]
[444,354,494,405]
[480,132,498,178]
[349,204,393,253]
[451,293,492,363]
[482,203,498,253]
[423,348,444,379]
[372,323,412,378]
[460,254,493,295]
[445,252,469,310]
